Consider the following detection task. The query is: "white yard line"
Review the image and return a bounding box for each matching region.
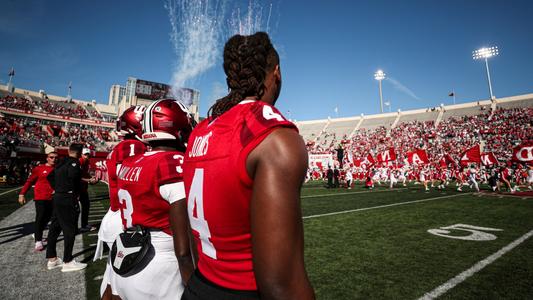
[303,193,471,219]
[0,187,22,196]
[302,188,407,199]
[418,228,533,300]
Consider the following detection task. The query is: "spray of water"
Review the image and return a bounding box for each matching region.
[165,0,225,105]
[228,1,273,35]
[165,0,277,105]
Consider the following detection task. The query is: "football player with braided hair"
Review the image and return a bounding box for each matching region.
[183,32,315,299]
[95,105,148,299]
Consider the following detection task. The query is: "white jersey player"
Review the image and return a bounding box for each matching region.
[468,165,480,192]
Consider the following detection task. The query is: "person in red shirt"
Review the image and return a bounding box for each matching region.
[182,32,314,300]
[18,152,58,252]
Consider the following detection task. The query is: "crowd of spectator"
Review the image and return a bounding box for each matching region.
[0,115,117,153]
[0,93,108,121]
[306,106,533,168]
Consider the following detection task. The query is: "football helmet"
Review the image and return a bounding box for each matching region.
[117,105,146,139]
[141,99,194,147]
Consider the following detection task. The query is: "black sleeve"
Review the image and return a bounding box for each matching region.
[68,162,82,193]
[47,169,56,190]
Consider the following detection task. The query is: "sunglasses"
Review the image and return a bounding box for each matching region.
[48,156,58,159]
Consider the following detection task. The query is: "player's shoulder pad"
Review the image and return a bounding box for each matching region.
[241,101,297,146]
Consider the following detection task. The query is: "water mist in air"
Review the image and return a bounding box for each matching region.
[165,0,277,106]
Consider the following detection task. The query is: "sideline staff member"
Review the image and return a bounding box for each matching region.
[79,148,97,232]
[46,143,88,272]
[18,152,58,252]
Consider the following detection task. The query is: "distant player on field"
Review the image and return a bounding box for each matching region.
[467,164,480,192]
[182,32,315,300]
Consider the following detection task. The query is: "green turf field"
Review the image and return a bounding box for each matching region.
[4,181,532,299]
[0,186,27,221]
[301,181,533,299]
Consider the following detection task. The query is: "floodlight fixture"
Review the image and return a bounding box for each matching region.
[472,47,499,60]
[472,46,499,100]
[374,70,386,113]
[374,70,386,81]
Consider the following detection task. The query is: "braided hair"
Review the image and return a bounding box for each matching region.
[208,32,280,118]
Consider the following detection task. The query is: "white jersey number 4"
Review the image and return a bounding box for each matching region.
[188,168,217,259]
[262,105,284,122]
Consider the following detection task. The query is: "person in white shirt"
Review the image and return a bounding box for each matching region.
[345,167,353,189]
[468,164,480,192]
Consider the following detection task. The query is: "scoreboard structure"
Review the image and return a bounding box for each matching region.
[117,77,200,121]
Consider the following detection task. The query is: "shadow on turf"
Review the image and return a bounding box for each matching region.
[0,222,34,245]
[89,194,110,202]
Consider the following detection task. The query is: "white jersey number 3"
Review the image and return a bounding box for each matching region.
[118,189,133,228]
[188,168,217,259]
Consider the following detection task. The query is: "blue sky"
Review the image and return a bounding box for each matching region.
[1,0,532,121]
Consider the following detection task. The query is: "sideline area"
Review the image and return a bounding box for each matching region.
[0,200,86,299]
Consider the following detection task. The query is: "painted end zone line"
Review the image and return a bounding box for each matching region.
[302,188,407,199]
[303,193,471,219]
[419,228,533,300]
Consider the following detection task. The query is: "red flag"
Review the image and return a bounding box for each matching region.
[376,147,396,162]
[460,145,481,166]
[407,149,429,165]
[480,152,498,166]
[353,158,362,167]
[364,153,375,165]
[444,153,456,165]
[512,142,533,165]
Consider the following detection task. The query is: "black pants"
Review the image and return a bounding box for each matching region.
[46,194,80,263]
[79,190,90,228]
[34,200,53,242]
[182,269,259,300]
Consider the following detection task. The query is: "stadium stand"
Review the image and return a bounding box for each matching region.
[297,94,533,167]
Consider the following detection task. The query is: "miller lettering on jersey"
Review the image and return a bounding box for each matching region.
[189,132,213,158]
[118,166,143,182]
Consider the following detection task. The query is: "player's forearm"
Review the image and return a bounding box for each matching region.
[177,254,194,284]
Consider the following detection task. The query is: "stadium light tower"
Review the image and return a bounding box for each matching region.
[473,46,498,100]
[374,70,386,113]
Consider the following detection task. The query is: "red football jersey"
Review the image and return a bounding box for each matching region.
[107,139,147,211]
[117,151,185,235]
[183,100,297,291]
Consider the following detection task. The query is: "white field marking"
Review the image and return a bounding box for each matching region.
[0,187,23,196]
[93,275,104,281]
[418,228,533,300]
[303,193,471,219]
[88,220,102,224]
[89,233,99,237]
[301,188,408,199]
[89,214,106,217]
[89,243,97,247]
